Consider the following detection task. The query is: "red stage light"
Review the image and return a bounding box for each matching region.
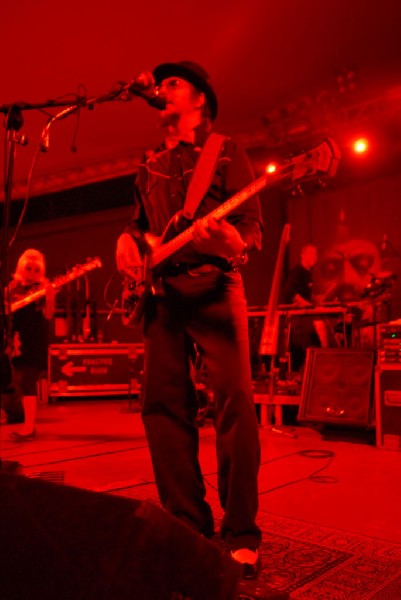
[265,162,278,173]
[353,138,369,154]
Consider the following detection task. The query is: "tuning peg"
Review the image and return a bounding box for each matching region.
[290,184,304,197]
[315,177,327,189]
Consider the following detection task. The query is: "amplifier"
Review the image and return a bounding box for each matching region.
[298,349,375,426]
[377,324,401,364]
[48,343,144,398]
[375,364,401,451]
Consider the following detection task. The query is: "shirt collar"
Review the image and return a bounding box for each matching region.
[164,122,211,150]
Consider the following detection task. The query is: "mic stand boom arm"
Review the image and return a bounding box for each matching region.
[37,81,165,151]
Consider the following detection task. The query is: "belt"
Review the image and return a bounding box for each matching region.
[163,262,227,277]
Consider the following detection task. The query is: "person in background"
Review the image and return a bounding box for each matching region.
[284,244,318,308]
[284,244,326,372]
[116,61,263,579]
[5,249,55,441]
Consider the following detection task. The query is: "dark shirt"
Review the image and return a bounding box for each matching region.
[8,281,50,370]
[126,123,263,265]
[284,264,314,304]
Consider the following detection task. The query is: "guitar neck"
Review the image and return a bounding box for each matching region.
[149,137,340,268]
[152,166,293,268]
[9,260,101,313]
[10,287,48,312]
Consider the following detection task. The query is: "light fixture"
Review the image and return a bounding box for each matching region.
[353,137,369,154]
[265,162,278,174]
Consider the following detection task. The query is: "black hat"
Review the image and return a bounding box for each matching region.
[152,61,218,120]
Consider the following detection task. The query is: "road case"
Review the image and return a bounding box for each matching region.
[375,363,401,450]
[48,343,144,398]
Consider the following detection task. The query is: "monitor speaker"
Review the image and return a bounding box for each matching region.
[0,472,240,600]
[298,349,374,425]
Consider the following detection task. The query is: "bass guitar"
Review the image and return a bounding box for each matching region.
[121,138,341,326]
[8,257,102,313]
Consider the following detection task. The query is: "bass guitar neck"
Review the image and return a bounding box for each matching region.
[9,257,102,314]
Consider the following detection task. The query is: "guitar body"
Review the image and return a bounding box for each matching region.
[120,213,192,326]
[121,269,154,326]
[121,280,152,326]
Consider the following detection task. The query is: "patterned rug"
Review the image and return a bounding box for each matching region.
[257,513,401,599]
[111,483,401,599]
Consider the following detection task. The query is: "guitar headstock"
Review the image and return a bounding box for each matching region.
[282,223,291,245]
[67,257,102,278]
[289,138,341,183]
[52,257,102,287]
[83,257,102,270]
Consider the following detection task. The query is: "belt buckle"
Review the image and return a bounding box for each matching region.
[188,264,217,276]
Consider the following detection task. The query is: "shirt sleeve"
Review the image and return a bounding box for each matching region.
[284,267,300,303]
[222,139,263,251]
[124,165,150,254]
[284,266,312,303]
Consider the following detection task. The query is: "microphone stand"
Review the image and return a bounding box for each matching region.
[0,81,161,471]
[0,80,164,118]
[0,105,29,474]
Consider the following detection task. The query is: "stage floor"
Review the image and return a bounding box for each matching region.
[1,396,400,547]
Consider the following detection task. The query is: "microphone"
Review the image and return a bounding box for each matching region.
[119,72,166,110]
[40,127,50,152]
[380,233,394,259]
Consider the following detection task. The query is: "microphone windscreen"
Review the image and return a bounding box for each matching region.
[134,71,155,90]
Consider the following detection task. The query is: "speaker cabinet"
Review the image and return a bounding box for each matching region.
[375,364,401,450]
[298,349,375,425]
[0,472,240,600]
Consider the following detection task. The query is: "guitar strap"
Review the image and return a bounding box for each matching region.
[182,132,227,220]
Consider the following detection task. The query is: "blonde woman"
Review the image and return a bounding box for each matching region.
[6,249,55,441]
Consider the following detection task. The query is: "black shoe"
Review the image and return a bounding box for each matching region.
[203,529,216,540]
[10,429,36,443]
[231,548,261,579]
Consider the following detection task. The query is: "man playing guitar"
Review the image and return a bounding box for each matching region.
[116,61,263,579]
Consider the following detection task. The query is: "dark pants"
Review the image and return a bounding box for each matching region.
[141,270,261,550]
[1,364,42,424]
[289,317,321,372]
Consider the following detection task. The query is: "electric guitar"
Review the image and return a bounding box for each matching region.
[259,223,291,356]
[121,138,341,326]
[8,257,102,313]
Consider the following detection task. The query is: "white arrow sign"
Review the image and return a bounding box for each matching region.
[61,361,88,378]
